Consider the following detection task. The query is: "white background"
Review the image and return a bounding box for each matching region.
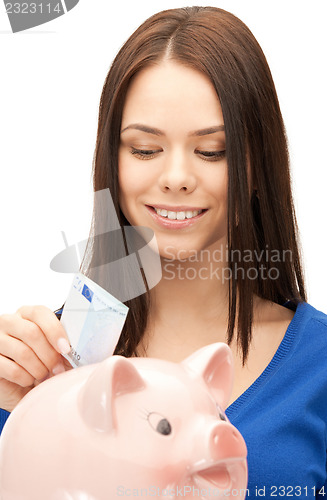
[0,1,326,313]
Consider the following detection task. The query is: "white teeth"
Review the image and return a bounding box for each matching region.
[154,208,203,220]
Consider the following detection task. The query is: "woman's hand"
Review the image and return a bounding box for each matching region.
[0,305,72,412]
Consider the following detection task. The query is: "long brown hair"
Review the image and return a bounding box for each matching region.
[80,6,306,363]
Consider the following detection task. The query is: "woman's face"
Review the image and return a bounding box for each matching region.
[118,60,228,260]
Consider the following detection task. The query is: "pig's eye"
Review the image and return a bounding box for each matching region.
[216,404,227,421]
[148,412,172,436]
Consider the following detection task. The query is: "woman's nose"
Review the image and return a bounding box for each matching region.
[158,150,197,193]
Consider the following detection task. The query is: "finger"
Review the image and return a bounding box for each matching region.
[0,378,33,412]
[34,357,73,386]
[62,357,74,371]
[0,355,35,388]
[0,314,67,374]
[0,331,49,382]
[16,306,71,355]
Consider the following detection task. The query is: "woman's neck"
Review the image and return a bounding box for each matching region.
[138,240,232,358]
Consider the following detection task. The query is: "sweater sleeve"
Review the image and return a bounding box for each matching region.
[0,408,10,435]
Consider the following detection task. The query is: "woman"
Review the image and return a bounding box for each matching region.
[0,6,326,497]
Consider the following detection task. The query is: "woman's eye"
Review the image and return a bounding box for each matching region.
[130,147,161,160]
[195,150,226,162]
[129,147,225,162]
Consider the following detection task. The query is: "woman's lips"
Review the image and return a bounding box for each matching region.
[145,205,208,229]
[150,204,207,211]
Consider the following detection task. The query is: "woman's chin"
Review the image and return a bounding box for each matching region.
[158,245,202,262]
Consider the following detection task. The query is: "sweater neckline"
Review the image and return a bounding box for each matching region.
[225,301,307,418]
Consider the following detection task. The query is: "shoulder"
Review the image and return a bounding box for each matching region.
[253,298,327,356]
[256,298,327,336]
[294,301,327,336]
[284,302,327,370]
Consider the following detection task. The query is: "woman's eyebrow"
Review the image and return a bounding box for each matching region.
[190,125,225,136]
[121,124,163,136]
[120,123,225,136]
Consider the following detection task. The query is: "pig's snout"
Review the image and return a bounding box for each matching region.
[209,422,247,462]
[190,421,247,495]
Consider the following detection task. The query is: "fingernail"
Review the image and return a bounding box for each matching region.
[52,363,66,376]
[57,338,71,355]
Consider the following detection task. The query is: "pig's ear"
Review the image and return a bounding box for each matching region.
[78,356,145,433]
[182,343,233,410]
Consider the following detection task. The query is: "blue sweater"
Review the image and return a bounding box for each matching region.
[226,302,327,498]
[1,302,327,497]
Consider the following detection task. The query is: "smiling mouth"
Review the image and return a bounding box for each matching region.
[147,205,208,221]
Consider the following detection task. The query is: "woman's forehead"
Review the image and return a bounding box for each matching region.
[121,60,224,134]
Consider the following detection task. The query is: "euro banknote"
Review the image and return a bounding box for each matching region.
[60,273,129,368]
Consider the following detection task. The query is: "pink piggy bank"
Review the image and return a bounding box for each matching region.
[0,343,247,499]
